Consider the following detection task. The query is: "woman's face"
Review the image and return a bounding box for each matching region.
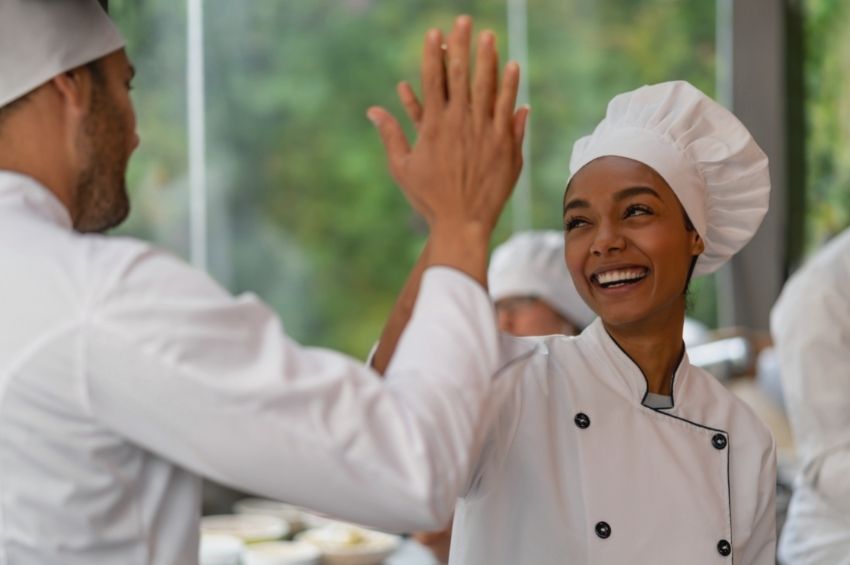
[562,156,704,329]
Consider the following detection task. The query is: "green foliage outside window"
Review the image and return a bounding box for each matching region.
[110,0,717,356]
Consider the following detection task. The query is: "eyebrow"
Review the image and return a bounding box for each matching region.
[129,65,137,80]
[562,185,662,216]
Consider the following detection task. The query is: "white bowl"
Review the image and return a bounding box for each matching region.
[201,514,289,543]
[199,533,244,565]
[296,523,402,565]
[243,541,322,565]
[233,498,307,534]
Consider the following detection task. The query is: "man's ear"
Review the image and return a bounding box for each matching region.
[50,65,94,118]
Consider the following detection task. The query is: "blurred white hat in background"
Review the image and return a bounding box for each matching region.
[489,230,596,329]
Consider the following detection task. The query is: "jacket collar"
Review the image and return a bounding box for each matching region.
[582,317,691,407]
[0,170,73,230]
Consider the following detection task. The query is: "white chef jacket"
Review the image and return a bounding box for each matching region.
[771,228,850,564]
[0,171,506,565]
[449,319,776,565]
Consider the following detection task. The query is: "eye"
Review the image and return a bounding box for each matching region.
[624,203,653,218]
[564,217,588,232]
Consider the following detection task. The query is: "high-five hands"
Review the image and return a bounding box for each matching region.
[368,15,529,285]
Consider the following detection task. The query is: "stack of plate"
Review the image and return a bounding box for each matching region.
[296,522,402,565]
[203,499,404,565]
[201,514,289,544]
[233,498,308,535]
[199,533,244,565]
[243,541,322,565]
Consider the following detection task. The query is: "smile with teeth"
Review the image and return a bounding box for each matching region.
[593,268,648,289]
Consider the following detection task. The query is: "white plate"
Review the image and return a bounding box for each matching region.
[199,533,244,565]
[297,524,402,565]
[233,498,308,533]
[243,541,322,565]
[201,514,289,543]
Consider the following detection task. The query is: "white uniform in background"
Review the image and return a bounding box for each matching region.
[450,321,776,565]
[0,172,503,564]
[772,228,850,565]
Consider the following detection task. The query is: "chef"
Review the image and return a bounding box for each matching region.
[375,80,777,564]
[412,229,597,562]
[0,3,528,564]
[489,230,597,337]
[771,227,850,564]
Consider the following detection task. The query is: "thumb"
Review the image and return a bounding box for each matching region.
[368,106,410,179]
[513,105,530,148]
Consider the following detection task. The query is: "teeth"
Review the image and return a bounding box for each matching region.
[596,268,647,286]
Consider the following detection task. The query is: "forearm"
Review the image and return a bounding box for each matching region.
[373,224,490,375]
[373,239,432,375]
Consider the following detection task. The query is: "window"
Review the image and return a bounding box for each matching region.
[111,0,720,354]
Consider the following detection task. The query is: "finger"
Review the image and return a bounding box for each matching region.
[421,29,446,115]
[472,30,498,123]
[495,61,520,128]
[397,81,423,129]
[446,15,472,110]
[513,105,530,148]
[367,106,410,179]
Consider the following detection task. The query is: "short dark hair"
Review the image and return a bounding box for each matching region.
[85,59,106,86]
[0,60,106,131]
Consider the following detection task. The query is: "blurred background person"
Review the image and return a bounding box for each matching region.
[771,227,850,565]
[490,230,597,337]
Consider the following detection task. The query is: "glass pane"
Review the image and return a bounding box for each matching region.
[111,0,719,357]
[805,0,850,251]
[110,0,191,258]
[200,1,506,357]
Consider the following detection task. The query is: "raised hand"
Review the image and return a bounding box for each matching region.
[368,16,529,284]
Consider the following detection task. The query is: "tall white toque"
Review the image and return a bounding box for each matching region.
[568,81,771,277]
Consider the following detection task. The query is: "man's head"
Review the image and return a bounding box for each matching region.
[0,0,137,233]
[489,230,596,337]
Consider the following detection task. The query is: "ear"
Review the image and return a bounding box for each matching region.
[690,230,705,256]
[49,66,94,120]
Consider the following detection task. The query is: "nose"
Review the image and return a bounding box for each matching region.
[589,221,625,256]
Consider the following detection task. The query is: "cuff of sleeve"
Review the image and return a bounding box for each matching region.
[386,265,498,378]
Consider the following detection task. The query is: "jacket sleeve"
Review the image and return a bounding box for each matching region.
[81,242,502,533]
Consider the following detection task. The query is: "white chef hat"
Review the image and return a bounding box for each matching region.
[568,80,770,277]
[489,230,596,329]
[0,0,125,108]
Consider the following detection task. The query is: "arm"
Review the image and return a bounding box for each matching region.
[369,17,528,374]
[372,240,430,374]
[84,16,527,534]
[85,244,500,533]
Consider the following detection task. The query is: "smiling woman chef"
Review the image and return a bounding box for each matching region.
[375,80,776,564]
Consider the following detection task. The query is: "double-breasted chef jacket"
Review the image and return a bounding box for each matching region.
[449,319,777,565]
[0,171,506,565]
[771,227,850,565]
